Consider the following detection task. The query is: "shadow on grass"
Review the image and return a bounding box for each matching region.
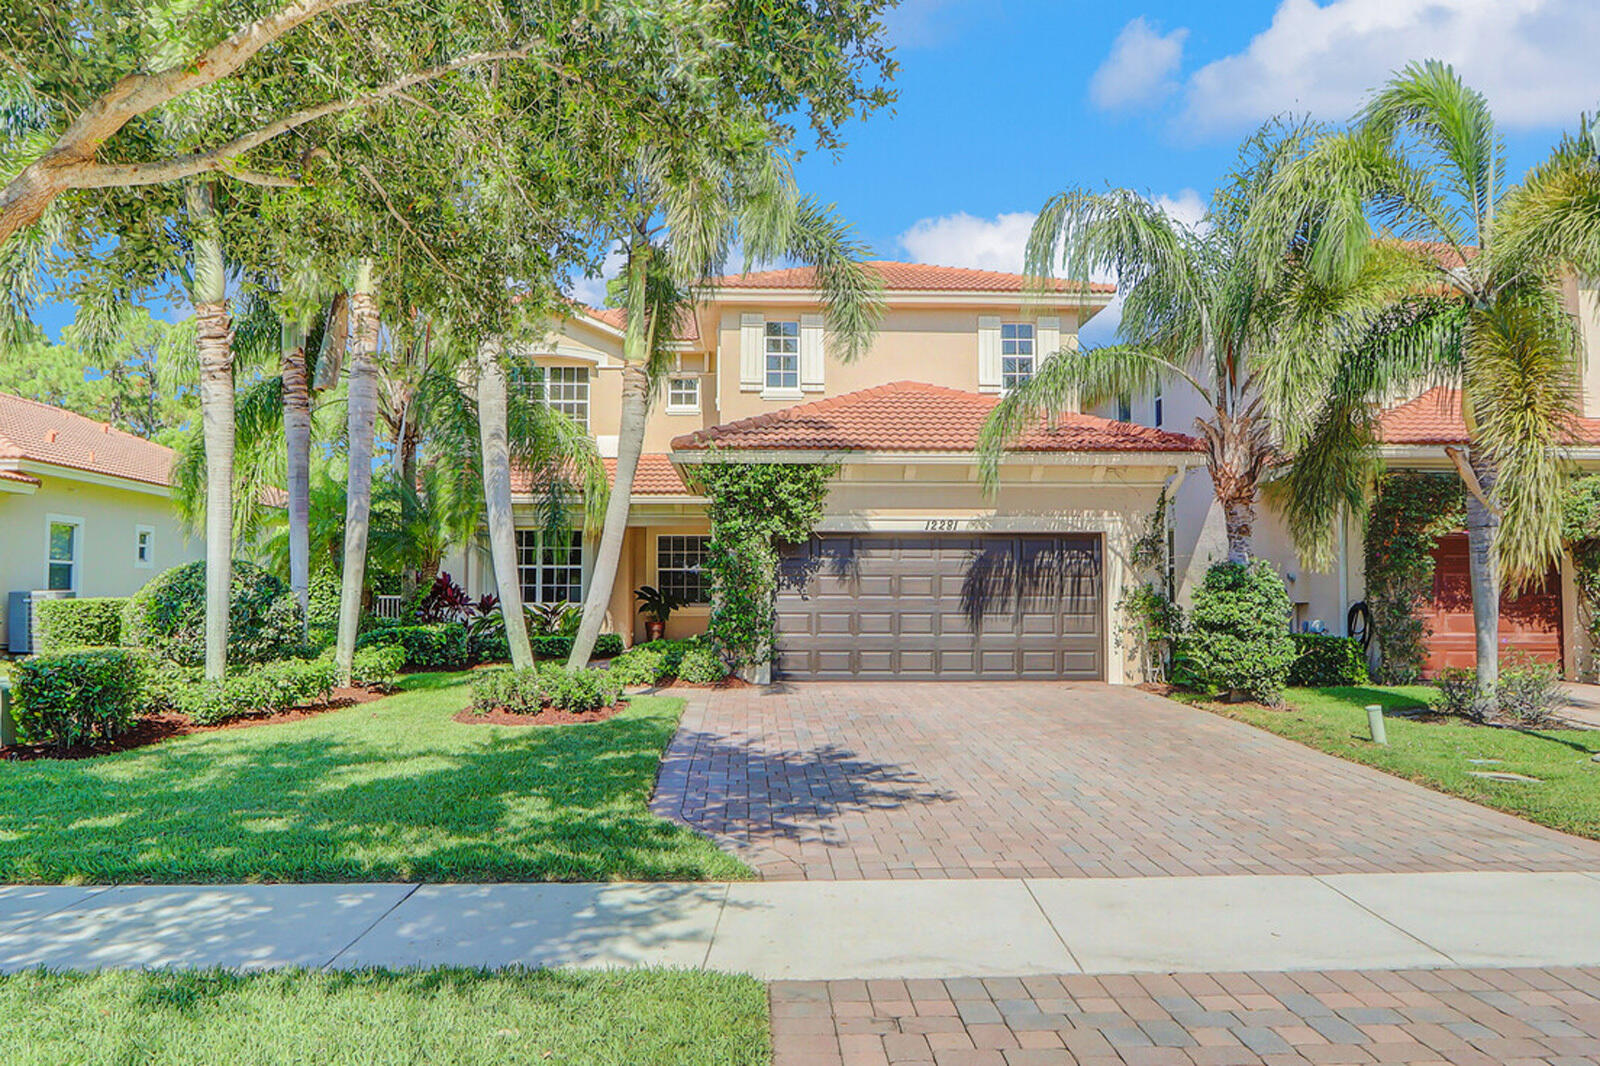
[0,680,742,884]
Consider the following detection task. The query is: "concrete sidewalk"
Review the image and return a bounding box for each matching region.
[6,870,1600,979]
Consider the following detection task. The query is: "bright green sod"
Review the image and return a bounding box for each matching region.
[0,968,769,1066]
[0,672,751,883]
[1207,685,1600,840]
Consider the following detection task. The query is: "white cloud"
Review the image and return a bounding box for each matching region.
[568,248,627,308]
[881,0,977,50]
[896,194,1208,346]
[1090,17,1189,111]
[1181,0,1600,134]
[899,211,1039,273]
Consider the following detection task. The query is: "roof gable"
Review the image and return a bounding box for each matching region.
[0,392,176,487]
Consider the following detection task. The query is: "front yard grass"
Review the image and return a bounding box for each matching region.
[1209,685,1600,840]
[0,672,751,883]
[0,967,768,1066]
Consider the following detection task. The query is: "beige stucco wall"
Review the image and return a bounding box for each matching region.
[0,472,202,646]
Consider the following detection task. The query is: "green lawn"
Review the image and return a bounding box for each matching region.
[0,672,751,883]
[1208,685,1600,840]
[0,968,768,1066]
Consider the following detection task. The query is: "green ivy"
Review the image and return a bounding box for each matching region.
[1363,472,1465,683]
[688,459,837,668]
[1562,474,1600,680]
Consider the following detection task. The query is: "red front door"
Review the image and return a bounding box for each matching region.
[1421,533,1563,675]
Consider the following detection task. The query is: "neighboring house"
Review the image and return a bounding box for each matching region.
[0,392,198,650]
[442,262,1206,683]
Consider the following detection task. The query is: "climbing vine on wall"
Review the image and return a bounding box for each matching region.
[1363,471,1465,683]
[1562,474,1600,680]
[688,458,838,668]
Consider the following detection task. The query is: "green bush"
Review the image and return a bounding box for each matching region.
[608,645,671,687]
[678,644,730,685]
[1287,634,1369,687]
[1178,561,1296,704]
[174,658,339,726]
[526,633,624,661]
[592,633,624,659]
[33,597,126,652]
[351,645,406,689]
[1432,667,1492,721]
[469,664,623,714]
[355,622,469,670]
[1433,656,1567,725]
[13,649,143,751]
[122,560,300,667]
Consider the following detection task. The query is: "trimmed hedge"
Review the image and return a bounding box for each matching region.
[1176,561,1297,704]
[123,560,300,666]
[528,633,625,661]
[351,644,406,689]
[356,622,470,670]
[13,649,143,751]
[470,663,624,714]
[1287,634,1369,687]
[33,597,126,652]
[174,658,338,726]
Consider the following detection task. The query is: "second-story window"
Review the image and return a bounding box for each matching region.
[1001,323,1035,392]
[542,366,590,430]
[764,321,800,392]
[667,375,700,413]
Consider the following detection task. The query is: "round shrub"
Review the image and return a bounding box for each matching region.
[608,645,669,687]
[13,648,143,751]
[677,644,730,685]
[1178,560,1296,704]
[122,560,300,667]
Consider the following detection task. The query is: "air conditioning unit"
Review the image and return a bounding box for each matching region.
[7,589,73,654]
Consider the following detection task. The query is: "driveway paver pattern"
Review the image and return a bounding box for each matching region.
[771,967,1600,1065]
[654,682,1600,880]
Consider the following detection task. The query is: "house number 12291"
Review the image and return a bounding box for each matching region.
[924,519,960,532]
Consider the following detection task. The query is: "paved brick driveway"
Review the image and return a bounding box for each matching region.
[772,967,1600,1065]
[653,682,1600,880]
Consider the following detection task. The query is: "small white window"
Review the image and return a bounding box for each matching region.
[764,321,800,393]
[667,375,700,413]
[47,516,82,592]
[657,535,712,604]
[516,530,584,604]
[135,525,155,569]
[1001,323,1035,392]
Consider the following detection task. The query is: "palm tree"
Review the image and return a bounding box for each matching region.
[978,121,1408,564]
[334,259,381,685]
[186,180,236,682]
[564,146,883,668]
[1253,61,1600,690]
[477,335,537,670]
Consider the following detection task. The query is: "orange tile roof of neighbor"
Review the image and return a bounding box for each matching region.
[575,304,702,344]
[672,381,1200,454]
[0,392,175,487]
[604,454,694,495]
[1379,386,1600,446]
[710,261,1117,296]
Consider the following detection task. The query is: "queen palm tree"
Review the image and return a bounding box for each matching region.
[563,144,884,668]
[1253,61,1600,690]
[978,121,1410,564]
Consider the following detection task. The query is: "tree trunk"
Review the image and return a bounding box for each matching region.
[476,337,536,670]
[187,182,233,682]
[334,261,379,685]
[568,242,651,669]
[281,315,313,641]
[1464,450,1502,691]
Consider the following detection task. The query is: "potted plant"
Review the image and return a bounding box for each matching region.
[634,585,682,642]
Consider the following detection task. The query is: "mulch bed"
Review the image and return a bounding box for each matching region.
[648,676,752,691]
[452,702,627,727]
[0,686,389,762]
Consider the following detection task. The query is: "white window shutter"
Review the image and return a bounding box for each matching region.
[799,314,825,391]
[1036,316,1061,363]
[739,313,763,389]
[977,315,1002,393]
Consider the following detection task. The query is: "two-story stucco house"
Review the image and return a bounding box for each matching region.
[0,392,200,651]
[442,262,1207,684]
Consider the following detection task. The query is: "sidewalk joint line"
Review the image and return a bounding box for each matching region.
[3,885,115,937]
[321,883,422,970]
[700,883,731,971]
[1313,874,1461,967]
[1022,878,1084,974]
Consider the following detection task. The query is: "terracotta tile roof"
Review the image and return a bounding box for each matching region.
[511,453,695,497]
[1396,240,1479,270]
[0,468,40,486]
[0,392,175,487]
[672,381,1200,454]
[574,304,701,345]
[710,260,1116,296]
[1378,386,1600,446]
[604,454,695,495]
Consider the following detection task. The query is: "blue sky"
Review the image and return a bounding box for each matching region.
[35,0,1600,344]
